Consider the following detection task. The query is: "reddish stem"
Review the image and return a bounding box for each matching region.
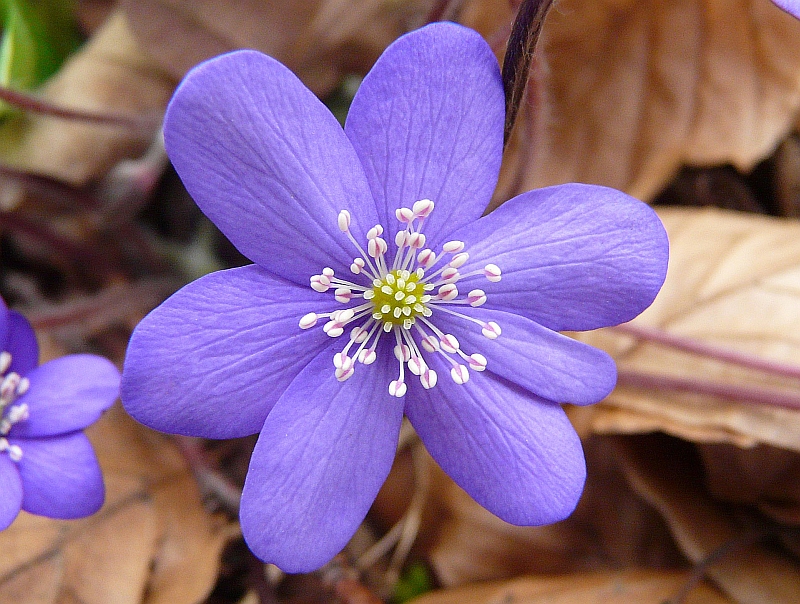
[617,370,800,411]
[0,85,159,133]
[613,323,800,380]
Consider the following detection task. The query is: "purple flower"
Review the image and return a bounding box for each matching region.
[773,0,800,18]
[121,23,668,572]
[0,298,120,529]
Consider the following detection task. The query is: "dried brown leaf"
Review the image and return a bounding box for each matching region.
[410,569,730,604]
[467,0,800,206]
[121,0,432,97]
[616,435,800,604]
[374,437,683,587]
[0,405,236,604]
[0,12,172,187]
[573,207,800,452]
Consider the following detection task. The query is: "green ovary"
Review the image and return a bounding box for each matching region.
[369,269,428,328]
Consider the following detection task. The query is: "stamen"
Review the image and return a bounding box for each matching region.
[303,202,500,393]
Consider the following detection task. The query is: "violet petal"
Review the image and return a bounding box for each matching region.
[406,362,585,525]
[240,344,403,572]
[429,306,616,405]
[451,183,669,331]
[10,355,119,438]
[0,455,22,530]
[13,432,104,519]
[164,49,379,285]
[123,265,339,438]
[6,311,39,376]
[345,22,504,244]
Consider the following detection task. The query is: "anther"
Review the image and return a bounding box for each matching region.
[412,199,434,218]
[396,207,414,223]
[449,252,469,269]
[441,267,460,283]
[0,352,10,374]
[468,353,487,371]
[311,274,331,292]
[335,287,352,303]
[484,264,502,282]
[394,345,411,362]
[481,321,502,339]
[440,334,460,354]
[467,289,487,307]
[442,241,464,254]
[299,313,318,329]
[451,365,469,385]
[389,380,407,397]
[417,249,436,269]
[351,257,366,274]
[437,284,458,301]
[420,369,438,389]
[359,349,377,364]
[338,210,351,232]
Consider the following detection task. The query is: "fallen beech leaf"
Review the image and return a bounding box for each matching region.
[373,437,684,587]
[410,569,730,604]
[464,0,800,206]
[121,0,431,97]
[616,435,800,604]
[0,11,172,187]
[572,207,800,452]
[0,404,236,604]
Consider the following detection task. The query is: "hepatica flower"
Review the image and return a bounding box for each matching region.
[0,298,120,529]
[121,23,668,572]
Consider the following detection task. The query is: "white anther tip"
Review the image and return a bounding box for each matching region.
[421,369,438,389]
[397,207,415,223]
[442,240,465,254]
[451,365,469,385]
[389,380,407,397]
[481,321,501,339]
[449,252,469,269]
[440,334,460,354]
[337,210,351,232]
[468,353,487,371]
[484,264,502,282]
[299,312,318,329]
[468,289,487,307]
[412,199,434,217]
[359,349,377,364]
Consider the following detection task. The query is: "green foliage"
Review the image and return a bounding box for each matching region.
[0,0,79,97]
[393,561,434,603]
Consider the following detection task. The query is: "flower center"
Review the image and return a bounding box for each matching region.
[368,269,430,330]
[299,199,502,397]
[0,351,29,462]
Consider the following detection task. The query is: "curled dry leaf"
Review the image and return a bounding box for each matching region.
[0,11,172,187]
[120,0,432,97]
[0,404,237,604]
[410,568,730,604]
[463,0,800,206]
[572,207,800,452]
[615,435,800,604]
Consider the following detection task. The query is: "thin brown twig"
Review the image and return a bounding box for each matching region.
[667,529,770,604]
[0,85,160,133]
[501,0,554,145]
[425,0,468,22]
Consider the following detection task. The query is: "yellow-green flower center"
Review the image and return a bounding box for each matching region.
[368,269,428,329]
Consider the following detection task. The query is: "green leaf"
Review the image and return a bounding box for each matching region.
[393,562,434,603]
[0,0,79,93]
